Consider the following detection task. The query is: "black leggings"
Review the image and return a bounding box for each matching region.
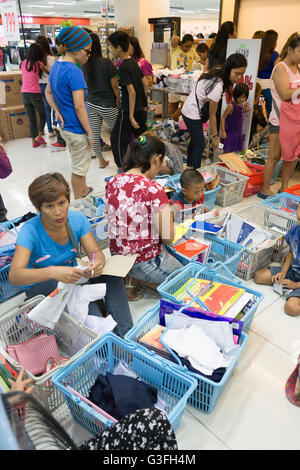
[22,92,46,139]
[110,108,147,168]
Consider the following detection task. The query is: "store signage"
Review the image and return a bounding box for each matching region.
[221,39,261,150]
[0,0,20,41]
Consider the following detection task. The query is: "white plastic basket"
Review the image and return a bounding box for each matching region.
[201,164,249,207]
[0,296,98,412]
[211,203,288,280]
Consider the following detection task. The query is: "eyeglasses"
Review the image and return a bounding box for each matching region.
[83,48,92,56]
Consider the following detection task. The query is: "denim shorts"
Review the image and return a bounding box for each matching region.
[129,246,183,285]
[269,266,300,299]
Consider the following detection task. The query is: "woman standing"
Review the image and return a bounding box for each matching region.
[128,36,153,86]
[258,33,300,198]
[20,43,48,148]
[45,26,94,200]
[257,30,280,118]
[36,35,57,137]
[81,32,120,169]
[207,22,237,69]
[181,53,248,169]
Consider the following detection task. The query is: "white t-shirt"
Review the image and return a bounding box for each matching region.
[182,78,223,120]
[39,55,56,84]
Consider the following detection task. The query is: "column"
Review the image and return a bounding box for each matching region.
[114,0,170,61]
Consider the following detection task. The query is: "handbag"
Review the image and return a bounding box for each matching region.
[195,80,210,123]
[6,334,62,376]
[0,146,12,179]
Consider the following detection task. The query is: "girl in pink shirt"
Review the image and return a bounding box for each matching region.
[20,43,49,148]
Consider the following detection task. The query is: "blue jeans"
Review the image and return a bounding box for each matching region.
[129,246,183,285]
[25,275,133,338]
[40,83,55,133]
[182,114,205,169]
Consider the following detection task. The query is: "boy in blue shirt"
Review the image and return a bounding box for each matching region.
[254,203,300,316]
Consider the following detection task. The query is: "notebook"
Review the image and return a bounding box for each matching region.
[172,239,211,263]
[173,278,246,317]
[189,220,223,235]
[139,325,167,352]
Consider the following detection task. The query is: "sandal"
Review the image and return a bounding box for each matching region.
[286,355,300,407]
[125,276,144,301]
[83,187,94,198]
[99,159,109,169]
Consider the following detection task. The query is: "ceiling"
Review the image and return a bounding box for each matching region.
[18,0,221,19]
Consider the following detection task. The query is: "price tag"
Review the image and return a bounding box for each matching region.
[0,1,20,42]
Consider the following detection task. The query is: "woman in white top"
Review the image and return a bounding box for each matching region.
[36,35,57,137]
[182,53,247,169]
[258,33,300,198]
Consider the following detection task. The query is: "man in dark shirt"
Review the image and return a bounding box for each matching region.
[108,31,148,168]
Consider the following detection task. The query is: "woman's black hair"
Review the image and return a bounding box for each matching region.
[35,34,53,64]
[209,21,235,65]
[233,82,249,100]
[258,29,278,71]
[129,36,144,60]
[122,134,166,173]
[200,53,248,95]
[22,43,44,78]
[83,30,103,82]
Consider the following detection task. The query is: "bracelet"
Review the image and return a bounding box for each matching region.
[87,135,94,140]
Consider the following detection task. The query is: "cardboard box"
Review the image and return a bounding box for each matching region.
[0,107,13,141]
[0,71,23,107]
[9,105,30,140]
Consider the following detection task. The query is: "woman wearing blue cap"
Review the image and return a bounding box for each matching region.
[45,26,94,200]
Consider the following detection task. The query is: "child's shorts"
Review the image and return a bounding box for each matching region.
[270,266,300,299]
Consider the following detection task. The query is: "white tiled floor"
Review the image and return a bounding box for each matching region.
[1,134,300,450]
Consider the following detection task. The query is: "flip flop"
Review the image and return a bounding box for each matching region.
[83,187,94,197]
[285,356,300,407]
[257,192,272,199]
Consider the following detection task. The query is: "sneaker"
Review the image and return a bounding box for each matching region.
[36,136,47,146]
[51,142,66,148]
[32,141,41,148]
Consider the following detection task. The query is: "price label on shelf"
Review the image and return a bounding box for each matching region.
[0,0,20,42]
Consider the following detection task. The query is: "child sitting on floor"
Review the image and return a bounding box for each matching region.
[170,169,219,217]
[254,203,300,317]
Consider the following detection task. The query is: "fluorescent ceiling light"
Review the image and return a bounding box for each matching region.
[48,1,76,5]
[28,4,53,7]
[204,8,220,11]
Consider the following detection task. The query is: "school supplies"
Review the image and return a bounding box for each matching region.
[273,282,284,295]
[172,239,211,263]
[173,278,247,317]
[189,220,223,235]
[219,152,252,175]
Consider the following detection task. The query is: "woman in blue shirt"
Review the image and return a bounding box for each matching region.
[45,26,94,200]
[8,173,133,338]
[257,30,280,117]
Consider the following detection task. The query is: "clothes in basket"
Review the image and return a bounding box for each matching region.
[88,361,167,420]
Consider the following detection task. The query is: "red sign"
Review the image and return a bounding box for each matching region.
[0,15,91,25]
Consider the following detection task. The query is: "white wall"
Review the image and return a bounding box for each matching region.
[114,0,170,61]
[181,18,219,38]
[238,0,300,52]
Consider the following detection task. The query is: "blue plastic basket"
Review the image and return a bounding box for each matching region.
[52,332,197,435]
[262,192,300,214]
[167,232,245,276]
[125,300,248,413]
[157,262,264,333]
[0,217,25,303]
